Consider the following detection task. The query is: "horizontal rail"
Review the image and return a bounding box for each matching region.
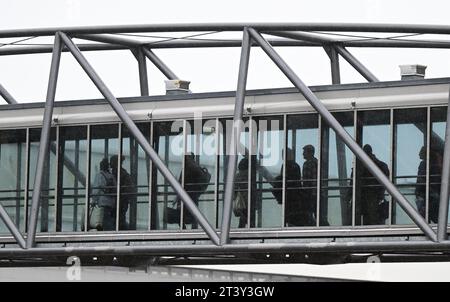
[0,240,450,257]
[4,23,450,38]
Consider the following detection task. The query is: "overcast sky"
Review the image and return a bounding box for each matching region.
[1,0,450,102]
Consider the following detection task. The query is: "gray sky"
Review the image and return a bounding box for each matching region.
[1,0,450,102]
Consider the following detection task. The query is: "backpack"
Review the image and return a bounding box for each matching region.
[185,159,211,196]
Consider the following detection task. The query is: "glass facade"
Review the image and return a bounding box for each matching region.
[0,106,447,234]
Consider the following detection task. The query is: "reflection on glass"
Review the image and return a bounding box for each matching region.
[57,126,87,232]
[430,107,446,224]
[218,118,251,229]
[183,120,216,229]
[28,128,57,232]
[356,110,391,225]
[321,112,353,226]
[393,108,427,225]
[121,123,149,230]
[287,114,318,227]
[89,124,119,231]
[151,121,183,230]
[0,129,26,233]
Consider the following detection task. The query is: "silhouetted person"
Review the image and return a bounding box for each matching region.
[302,144,318,225]
[429,147,443,223]
[182,152,211,229]
[233,157,249,228]
[271,149,314,226]
[415,146,427,218]
[358,144,389,225]
[91,157,116,231]
[110,155,135,230]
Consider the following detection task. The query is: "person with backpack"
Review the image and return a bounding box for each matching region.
[91,157,117,231]
[181,152,211,229]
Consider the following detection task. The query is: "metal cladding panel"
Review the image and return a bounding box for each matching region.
[0,82,448,129]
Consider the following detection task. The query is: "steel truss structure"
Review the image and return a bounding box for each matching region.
[1,23,450,265]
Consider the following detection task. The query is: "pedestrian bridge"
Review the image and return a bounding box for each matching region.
[0,23,450,266]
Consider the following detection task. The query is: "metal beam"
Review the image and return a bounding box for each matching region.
[334,45,379,82]
[0,83,17,104]
[2,38,450,58]
[141,47,178,80]
[59,32,220,246]
[324,46,341,85]
[76,34,140,47]
[0,205,26,249]
[6,23,450,38]
[266,31,334,44]
[1,240,450,257]
[220,28,251,245]
[131,48,149,96]
[247,28,437,242]
[438,88,450,241]
[26,33,62,248]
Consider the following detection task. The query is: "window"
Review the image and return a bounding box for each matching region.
[355,110,391,226]
[183,119,217,229]
[0,129,26,233]
[57,126,87,232]
[320,112,354,226]
[121,123,150,230]
[218,118,251,229]
[252,116,284,228]
[89,124,119,231]
[151,121,184,230]
[286,114,319,227]
[28,128,57,233]
[393,108,427,225]
[430,107,446,224]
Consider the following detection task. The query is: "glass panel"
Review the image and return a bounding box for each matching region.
[28,128,57,233]
[393,108,427,225]
[121,123,150,230]
[252,116,283,228]
[320,112,353,226]
[151,121,183,230]
[217,118,251,229]
[355,110,391,225]
[430,107,446,224]
[0,129,26,233]
[286,114,319,227]
[183,119,217,229]
[89,124,119,231]
[57,126,87,232]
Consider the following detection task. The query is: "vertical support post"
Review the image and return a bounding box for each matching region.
[15,143,22,227]
[59,32,220,245]
[27,33,62,248]
[248,28,437,242]
[334,45,379,82]
[133,48,149,96]
[324,46,340,85]
[0,83,18,104]
[220,28,251,245]
[437,89,450,241]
